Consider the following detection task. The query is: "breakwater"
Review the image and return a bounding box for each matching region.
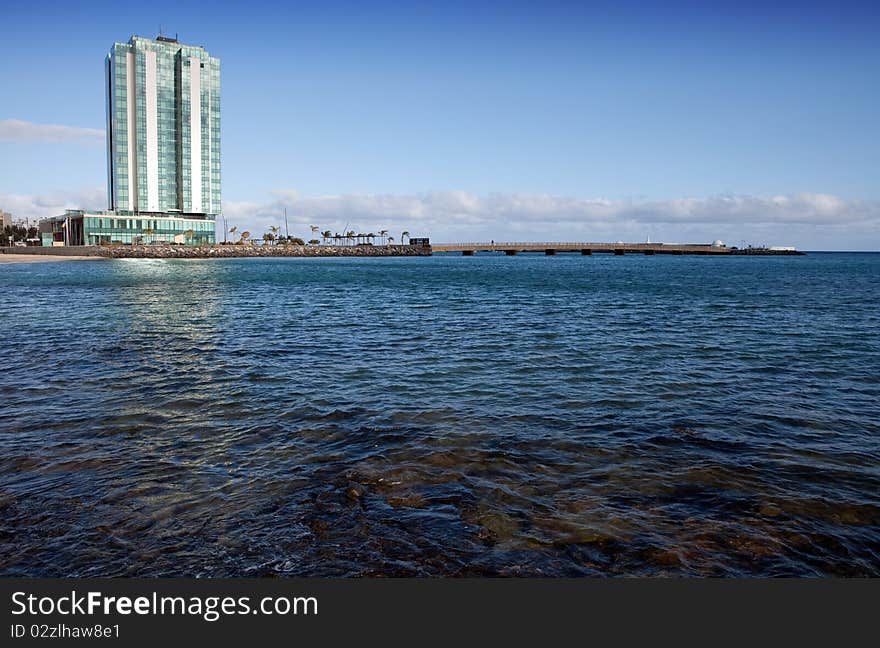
[1,244,430,259]
[105,244,431,259]
[1,243,804,259]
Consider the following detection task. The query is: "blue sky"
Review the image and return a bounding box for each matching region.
[1,0,878,248]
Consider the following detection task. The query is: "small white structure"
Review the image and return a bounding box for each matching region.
[712,239,725,248]
[769,246,796,251]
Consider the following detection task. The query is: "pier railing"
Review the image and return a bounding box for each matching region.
[431,241,728,253]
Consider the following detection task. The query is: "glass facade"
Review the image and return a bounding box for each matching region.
[105,36,220,238]
[39,210,217,246]
[83,215,215,245]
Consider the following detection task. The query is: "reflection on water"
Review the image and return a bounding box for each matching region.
[1,254,879,576]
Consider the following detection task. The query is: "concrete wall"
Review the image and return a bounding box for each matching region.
[0,246,108,257]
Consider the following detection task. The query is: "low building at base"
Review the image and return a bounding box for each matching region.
[39,210,216,246]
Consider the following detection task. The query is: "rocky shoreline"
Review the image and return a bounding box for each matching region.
[2,244,431,259]
[106,244,431,259]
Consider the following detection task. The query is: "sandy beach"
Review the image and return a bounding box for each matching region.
[0,254,106,263]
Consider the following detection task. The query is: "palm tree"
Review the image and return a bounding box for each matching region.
[228,225,238,244]
[378,229,388,245]
[347,230,355,246]
[401,230,410,246]
[321,230,332,245]
[240,231,251,245]
[269,225,280,244]
[387,235,394,245]
[310,225,319,238]
[263,232,275,244]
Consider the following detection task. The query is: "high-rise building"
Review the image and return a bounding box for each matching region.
[40,34,220,246]
[106,35,221,216]
[0,210,12,229]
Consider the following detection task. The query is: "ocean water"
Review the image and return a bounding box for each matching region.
[1,252,878,576]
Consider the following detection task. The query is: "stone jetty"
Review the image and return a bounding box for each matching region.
[1,244,431,259]
[1,242,804,259]
[105,244,431,259]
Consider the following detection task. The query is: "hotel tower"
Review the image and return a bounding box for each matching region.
[41,34,220,246]
[106,35,220,216]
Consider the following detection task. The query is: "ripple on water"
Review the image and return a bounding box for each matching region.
[1,253,879,576]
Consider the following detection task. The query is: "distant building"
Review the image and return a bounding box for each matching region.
[40,34,220,245]
[0,210,12,229]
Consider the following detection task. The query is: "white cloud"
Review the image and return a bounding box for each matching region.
[1,187,876,249]
[0,188,105,223]
[0,119,105,144]
[221,190,880,248]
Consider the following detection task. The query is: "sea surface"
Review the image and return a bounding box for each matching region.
[1,252,878,576]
